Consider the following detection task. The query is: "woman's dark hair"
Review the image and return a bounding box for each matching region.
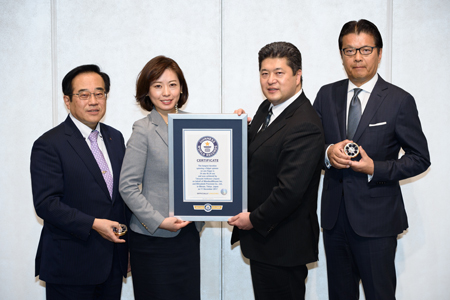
[135,56,188,111]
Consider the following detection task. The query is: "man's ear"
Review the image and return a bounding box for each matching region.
[63,95,71,110]
[296,69,302,86]
[377,48,383,64]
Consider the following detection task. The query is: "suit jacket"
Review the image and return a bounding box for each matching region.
[313,75,431,237]
[31,115,130,285]
[119,110,203,238]
[232,92,325,267]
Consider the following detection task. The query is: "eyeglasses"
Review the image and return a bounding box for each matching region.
[71,90,107,100]
[342,46,377,56]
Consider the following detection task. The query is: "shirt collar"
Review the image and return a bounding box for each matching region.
[69,114,102,139]
[348,73,378,94]
[270,89,303,115]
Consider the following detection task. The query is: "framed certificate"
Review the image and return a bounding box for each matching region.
[168,114,248,221]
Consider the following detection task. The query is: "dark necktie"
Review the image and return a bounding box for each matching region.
[88,130,113,198]
[347,88,362,140]
[260,107,273,132]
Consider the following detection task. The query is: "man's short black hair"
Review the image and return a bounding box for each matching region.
[258,42,302,83]
[338,19,383,52]
[62,64,110,101]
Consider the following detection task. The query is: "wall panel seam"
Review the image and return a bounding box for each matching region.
[220,0,223,114]
[51,0,58,127]
[386,0,393,82]
[220,0,224,299]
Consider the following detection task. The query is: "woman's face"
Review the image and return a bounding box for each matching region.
[148,68,181,114]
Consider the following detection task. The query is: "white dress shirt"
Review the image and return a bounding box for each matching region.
[325,75,379,180]
[345,74,378,129]
[259,89,303,131]
[69,114,113,177]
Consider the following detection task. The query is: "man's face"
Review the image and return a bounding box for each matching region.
[260,57,301,106]
[64,72,106,130]
[341,32,382,87]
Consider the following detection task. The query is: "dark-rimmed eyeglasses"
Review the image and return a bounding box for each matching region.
[70,90,107,100]
[342,46,378,56]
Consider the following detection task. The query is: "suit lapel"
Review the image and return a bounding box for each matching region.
[149,110,168,146]
[64,116,112,201]
[249,94,304,156]
[335,80,349,140]
[249,100,270,143]
[353,76,388,142]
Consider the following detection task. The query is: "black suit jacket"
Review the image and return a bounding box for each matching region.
[31,115,130,285]
[313,76,431,237]
[232,92,324,267]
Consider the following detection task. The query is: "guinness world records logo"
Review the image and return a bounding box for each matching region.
[197,136,219,157]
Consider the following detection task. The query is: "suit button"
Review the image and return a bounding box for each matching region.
[339,179,343,183]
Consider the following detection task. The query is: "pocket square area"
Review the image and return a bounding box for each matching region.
[369,122,387,127]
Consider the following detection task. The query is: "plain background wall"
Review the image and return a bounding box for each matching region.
[0,0,448,299]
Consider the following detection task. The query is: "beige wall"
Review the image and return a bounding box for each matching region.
[1,0,448,299]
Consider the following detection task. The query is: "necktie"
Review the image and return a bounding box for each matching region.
[347,88,362,140]
[260,107,273,132]
[88,130,113,198]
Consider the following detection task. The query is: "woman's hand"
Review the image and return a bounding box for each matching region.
[159,217,191,232]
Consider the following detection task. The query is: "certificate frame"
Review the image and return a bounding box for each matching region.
[168,114,248,221]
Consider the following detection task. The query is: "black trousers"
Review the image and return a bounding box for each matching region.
[323,199,397,300]
[250,259,308,300]
[46,246,123,300]
[129,223,200,300]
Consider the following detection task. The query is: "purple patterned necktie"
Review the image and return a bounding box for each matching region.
[88,130,113,198]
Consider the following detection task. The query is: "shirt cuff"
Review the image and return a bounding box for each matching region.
[325,144,333,169]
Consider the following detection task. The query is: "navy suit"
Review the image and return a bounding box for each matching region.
[313,76,430,299]
[31,116,130,287]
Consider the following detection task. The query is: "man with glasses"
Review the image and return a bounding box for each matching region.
[313,19,430,300]
[31,65,130,299]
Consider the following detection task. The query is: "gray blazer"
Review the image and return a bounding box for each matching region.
[119,110,203,237]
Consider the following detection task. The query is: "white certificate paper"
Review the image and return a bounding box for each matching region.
[183,129,232,202]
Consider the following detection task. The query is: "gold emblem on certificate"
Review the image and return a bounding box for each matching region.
[193,203,224,212]
[344,142,360,158]
[113,224,128,236]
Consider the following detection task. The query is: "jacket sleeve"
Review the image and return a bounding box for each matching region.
[119,120,165,234]
[313,88,333,169]
[31,138,95,241]
[250,120,324,237]
[372,93,431,183]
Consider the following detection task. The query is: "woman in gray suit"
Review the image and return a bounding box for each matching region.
[119,56,203,300]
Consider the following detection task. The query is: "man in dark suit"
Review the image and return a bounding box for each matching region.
[31,65,130,299]
[313,20,431,300]
[229,42,325,300]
